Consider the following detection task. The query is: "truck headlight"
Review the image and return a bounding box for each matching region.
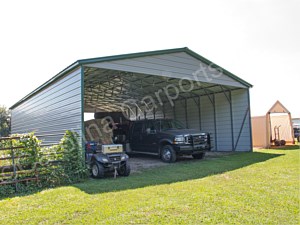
[102,158,109,163]
[121,154,128,161]
[174,135,184,144]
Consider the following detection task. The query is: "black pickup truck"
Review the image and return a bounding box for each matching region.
[114,119,211,163]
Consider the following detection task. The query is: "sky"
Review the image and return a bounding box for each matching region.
[0,0,299,117]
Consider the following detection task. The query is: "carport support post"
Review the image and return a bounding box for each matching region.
[220,86,234,151]
[80,66,86,153]
[213,94,218,151]
[162,104,166,119]
[247,89,254,150]
[234,106,250,150]
[185,98,188,129]
[202,88,217,151]
[198,96,202,130]
[229,91,235,151]
[128,108,131,120]
[190,95,202,130]
[173,102,176,120]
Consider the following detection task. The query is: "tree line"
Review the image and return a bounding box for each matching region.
[0,106,10,137]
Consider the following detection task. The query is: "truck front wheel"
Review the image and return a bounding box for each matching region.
[192,152,205,159]
[117,162,131,176]
[91,162,105,178]
[161,145,176,163]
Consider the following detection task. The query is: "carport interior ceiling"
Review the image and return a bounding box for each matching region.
[83,69,245,114]
[82,48,251,116]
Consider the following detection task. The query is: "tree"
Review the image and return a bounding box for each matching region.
[0,106,10,137]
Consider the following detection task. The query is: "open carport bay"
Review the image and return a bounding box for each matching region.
[82,48,252,152]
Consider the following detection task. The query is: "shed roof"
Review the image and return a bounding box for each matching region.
[267,100,290,114]
[10,47,252,109]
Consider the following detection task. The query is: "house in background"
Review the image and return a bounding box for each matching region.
[251,100,295,148]
[292,118,300,127]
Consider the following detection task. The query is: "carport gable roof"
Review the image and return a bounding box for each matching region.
[10,47,252,109]
[79,47,252,88]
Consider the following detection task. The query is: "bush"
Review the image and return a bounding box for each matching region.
[12,133,41,169]
[38,131,88,187]
[59,131,88,183]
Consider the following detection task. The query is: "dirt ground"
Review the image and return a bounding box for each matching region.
[128,152,234,173]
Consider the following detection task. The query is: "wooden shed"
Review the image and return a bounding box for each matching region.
[252,101,295,148]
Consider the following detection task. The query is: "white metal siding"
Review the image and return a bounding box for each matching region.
[215,93,232,151]
[174,100,186,127]
[171,91,251,151]
[187,98,200,130]
[161,91,251,151]
[87,52,246,88]
[144,109,154,119]
[231,89,251,151]
[154,105,165,119]
[163,102,174,119]
[200,95,216,150]
[11,68,82,146]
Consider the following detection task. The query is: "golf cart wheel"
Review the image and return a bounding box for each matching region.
[91,162,105,178]
[192,152,205,159]
[280,140,286,146]
[117,163,131,176]
[275,140,281,146]
[161,145,176,163]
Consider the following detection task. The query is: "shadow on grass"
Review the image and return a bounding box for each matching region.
[270,145,300,150]
[73,151,284,195]
[0,151,286,200]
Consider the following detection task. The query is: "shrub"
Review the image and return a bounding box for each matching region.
[58,131,88,183]
[38,131,88,187]
[12,133,41,169]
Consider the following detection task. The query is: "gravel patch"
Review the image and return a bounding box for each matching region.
[128,151,234,173]
[128,154,167,173]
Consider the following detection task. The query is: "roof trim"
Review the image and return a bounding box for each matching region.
[78,47,188,64]
[10,47,252,109]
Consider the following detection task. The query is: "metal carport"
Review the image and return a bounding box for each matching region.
[10,47,253,151]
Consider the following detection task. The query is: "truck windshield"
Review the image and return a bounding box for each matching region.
[159,120,184,130]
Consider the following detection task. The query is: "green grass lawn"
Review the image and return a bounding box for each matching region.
[0,147,299,224]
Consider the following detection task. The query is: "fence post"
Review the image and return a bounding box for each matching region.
[10,139,18,192]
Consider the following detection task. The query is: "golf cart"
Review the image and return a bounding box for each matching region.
[85,142,130,178]
[84,115,131,178]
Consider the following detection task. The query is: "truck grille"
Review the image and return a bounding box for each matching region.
[185,135,207,145]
